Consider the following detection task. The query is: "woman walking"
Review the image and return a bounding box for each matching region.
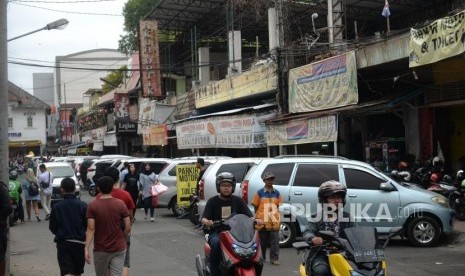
[123,163,140,220]
[22,168,41,222]
[138,163,156,222]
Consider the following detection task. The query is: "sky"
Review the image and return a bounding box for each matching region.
[7,0,127,94]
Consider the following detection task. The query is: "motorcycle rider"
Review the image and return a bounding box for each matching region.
[9,170,25,224]
[303,181,354,276]
[200,172,254,276]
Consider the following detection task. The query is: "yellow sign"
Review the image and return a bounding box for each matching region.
[176,165,199,207]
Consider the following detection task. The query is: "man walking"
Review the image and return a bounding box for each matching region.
[85,176,131,276]
[38,163,53,220]
[252,172,283,265]
[195,158,206,196]
[49,177,87,276]
[0,182,12,276]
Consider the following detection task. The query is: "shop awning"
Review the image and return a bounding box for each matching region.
[63,141,86,150]
[8,140,41,148]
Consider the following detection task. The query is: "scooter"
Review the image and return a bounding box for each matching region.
[88,180,98,197]
[177,193,200,225]
[293,226,402,276]
[195,214,263,276]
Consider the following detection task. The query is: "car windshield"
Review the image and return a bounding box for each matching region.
[48,166,75,178]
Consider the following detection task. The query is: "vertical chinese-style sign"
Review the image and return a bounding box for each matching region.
[140,20,162,97]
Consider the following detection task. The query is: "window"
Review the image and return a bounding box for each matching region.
[343,168,385,190]
[168,162,211,176]
[262,163,295,186]
[217,163,254,182]
[293,164,339,187]
[27,116,33,127]
[8,118,12,128]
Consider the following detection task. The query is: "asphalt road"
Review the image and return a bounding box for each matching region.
[9,191,465,276]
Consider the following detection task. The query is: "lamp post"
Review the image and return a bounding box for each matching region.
[0,15,69,275]
[7,18,69,42]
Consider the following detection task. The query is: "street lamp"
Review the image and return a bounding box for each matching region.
[7,18,69,42]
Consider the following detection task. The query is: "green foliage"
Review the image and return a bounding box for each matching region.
[118,0,154,55]
[101,65,128,93]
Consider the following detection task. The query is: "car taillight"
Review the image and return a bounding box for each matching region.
[199,179,205,200]
[241,180,249,203]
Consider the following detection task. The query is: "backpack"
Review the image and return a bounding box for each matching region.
[28,181,39,196]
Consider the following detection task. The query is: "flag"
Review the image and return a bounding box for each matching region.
[382,0,390,17]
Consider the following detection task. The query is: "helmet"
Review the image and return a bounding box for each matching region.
[456,170,464,180]
[216,172,236,193]
[461,179,465,189]
[318,180,347,204]
[432,156,443,167]
[398,161,408,170]
[9,170,18,180]
[430,173,439,183]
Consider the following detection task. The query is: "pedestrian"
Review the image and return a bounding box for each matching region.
[122,163,140,220]
[38,163,54,220]
[251,172,282,265]
[303,181,354,276]
[9,170,25,224]
[22,168,41,222]
[0,181,12,276]
[85,176,131,276]
[195,158,206,196]
[119,162,130,186]
[49,177,87,276]
[99,166,135,276]
[138,163,157,222]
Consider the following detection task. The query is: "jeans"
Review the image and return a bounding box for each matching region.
[143,196,154,218]
[258,230,279,262]
[208,232,221,276]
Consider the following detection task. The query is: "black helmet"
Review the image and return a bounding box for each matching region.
[318,180,347,204]
[9,170,18,180]
[216,172,236,193]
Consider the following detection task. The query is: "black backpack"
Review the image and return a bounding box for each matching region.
[28,181,39,196]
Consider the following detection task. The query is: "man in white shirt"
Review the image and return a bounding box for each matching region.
[38,163,54,220]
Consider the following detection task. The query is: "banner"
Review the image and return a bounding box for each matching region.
[140,20,162,97]
[104,132,117,147]
[288,52,358,113]
[409,9,465,67]
[267,115,338,146]
[175,113,272,149]
[142,125,168,146]
[138,97,156,134]
[114,93,130,123]
[176,165,199,207]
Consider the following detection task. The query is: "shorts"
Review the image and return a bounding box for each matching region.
[124,235,130,267]
[57,240,85,276]
[0,227,6,260]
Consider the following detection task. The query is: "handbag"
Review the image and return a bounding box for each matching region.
[151,182,168,196]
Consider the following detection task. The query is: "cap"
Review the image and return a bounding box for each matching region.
[263,172,275,180]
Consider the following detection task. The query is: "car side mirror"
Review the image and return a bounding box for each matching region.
[380,182,394,191]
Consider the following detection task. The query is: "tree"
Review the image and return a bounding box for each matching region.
[101,66,127,93]
[118,0,154,55]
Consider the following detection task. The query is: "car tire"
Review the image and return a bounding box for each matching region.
[406,216,441,247]
[88,186,97,197]
[171,197,187,216]
[279,222,296,248]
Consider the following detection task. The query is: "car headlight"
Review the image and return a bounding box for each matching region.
[231,243,257,258]
[431,196,450,208]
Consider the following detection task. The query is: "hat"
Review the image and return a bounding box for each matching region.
[262,172,275,180]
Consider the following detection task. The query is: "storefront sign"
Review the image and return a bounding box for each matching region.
[114,93,130,123]
[104,132,117,147]
[116,122,137,133]
[409,9,465,67]
[142,125,168,146]
[288,52,358,113]
[267,115,338,146]
[93,141,103,152]
[140,20,162,97]
[8,132,22,138]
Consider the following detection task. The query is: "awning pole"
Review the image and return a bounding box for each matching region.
[334,141,338,156]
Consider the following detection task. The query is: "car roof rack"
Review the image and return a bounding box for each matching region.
[273,155,349,160]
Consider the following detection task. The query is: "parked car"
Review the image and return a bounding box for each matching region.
[241,155,454,247]
[197,158,265,222]
[36,162,80,204]
[156,156,231,216]
[86,159,122,187]
[116,158,171,175]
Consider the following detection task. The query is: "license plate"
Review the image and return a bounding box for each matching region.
[353,249,385,263]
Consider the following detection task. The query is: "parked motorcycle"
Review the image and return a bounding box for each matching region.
[293,226,402,276]
[449,179,465,220]
[177,193,200,225]
[195,214,263,276]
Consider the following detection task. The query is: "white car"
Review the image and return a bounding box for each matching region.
[36,162,80,203]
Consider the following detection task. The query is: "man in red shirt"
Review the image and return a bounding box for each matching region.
[85,176,131,275]
[98,166,135,276]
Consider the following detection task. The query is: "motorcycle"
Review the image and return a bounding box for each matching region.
[195,214,263,276]
[293,226,402,276]
[9,198,19,227]
[177,193,200,225]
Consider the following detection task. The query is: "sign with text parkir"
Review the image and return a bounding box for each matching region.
[176,165,199,207]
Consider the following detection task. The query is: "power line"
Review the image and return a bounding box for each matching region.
[9,1,122,16]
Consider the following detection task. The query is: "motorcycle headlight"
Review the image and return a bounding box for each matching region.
[231,243,257,258]
[431,196,450,208]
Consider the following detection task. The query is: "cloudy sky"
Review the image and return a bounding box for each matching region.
[7,0,127,94]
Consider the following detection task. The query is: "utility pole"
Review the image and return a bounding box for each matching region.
[276,0,289,114]
[0,1,10,275]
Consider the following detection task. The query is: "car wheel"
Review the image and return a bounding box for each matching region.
[88,186,97,197]
[279,222,296,248]
[406,216,441,247]
[172,201,187,216]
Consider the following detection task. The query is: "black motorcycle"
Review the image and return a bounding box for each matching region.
[177,193,200,225]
